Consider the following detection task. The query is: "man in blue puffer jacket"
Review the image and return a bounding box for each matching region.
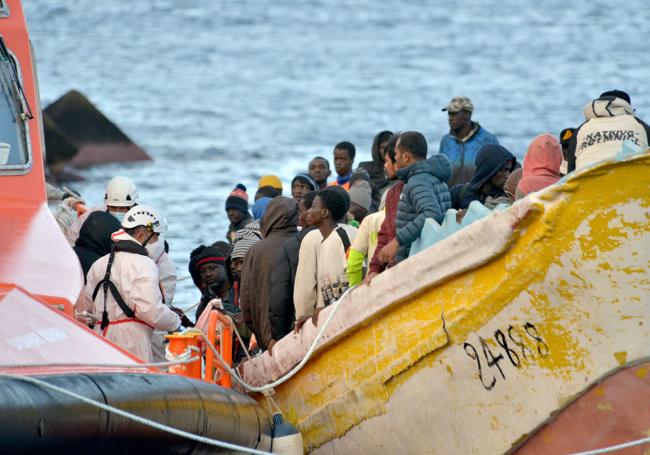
[377,131,452,263]
[439,96,499,187]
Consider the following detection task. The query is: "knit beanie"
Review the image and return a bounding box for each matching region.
[188,244,229,288]
[348,180,372,212]
[231,223,262,260]
[291,173,318,192]
[225,183,249,213]
[258,175,283,192]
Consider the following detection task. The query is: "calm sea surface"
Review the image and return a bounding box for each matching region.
[23,0,650,309]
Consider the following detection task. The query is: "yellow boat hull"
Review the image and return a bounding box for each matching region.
[243,152,650,453]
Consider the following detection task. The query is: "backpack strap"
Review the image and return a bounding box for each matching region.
[335,227,351,255]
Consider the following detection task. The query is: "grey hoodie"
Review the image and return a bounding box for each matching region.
[395,154,452,261]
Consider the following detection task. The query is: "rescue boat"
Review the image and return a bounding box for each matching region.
[242,148,650,454]
[0,2,281,453]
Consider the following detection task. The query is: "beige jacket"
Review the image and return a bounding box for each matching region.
[294,224,357,318]
[293,229,322,319]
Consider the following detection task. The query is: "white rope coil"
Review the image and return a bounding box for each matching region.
[165,345,200,363]
[201,285,354,394]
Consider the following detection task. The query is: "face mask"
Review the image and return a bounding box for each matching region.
[109,210,125,223]
[145,237,164,262]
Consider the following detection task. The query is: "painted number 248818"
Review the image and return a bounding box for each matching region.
[463,322,549,391]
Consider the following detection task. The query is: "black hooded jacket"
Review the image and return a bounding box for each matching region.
[450,144,516,210]
[73,211,121,281]
[357,130,393,193]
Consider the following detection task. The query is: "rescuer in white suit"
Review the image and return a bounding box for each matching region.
[82,205,181,361]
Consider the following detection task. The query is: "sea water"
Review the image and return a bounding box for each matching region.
[24,0,649,310]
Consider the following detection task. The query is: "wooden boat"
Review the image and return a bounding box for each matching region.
[0,2,276,453]
[242,149,650,453]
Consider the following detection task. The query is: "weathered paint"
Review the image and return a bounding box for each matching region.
[244,152,650,453]
[514,362,650,454]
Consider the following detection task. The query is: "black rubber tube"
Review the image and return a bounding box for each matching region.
[0,373,272,454]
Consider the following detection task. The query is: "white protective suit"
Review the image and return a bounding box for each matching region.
[69,207,177,303]
[147,239,177,303]
[81,231,181,362]
[147,238,178,362]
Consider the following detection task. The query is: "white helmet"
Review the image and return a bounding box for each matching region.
[104,176,139,207]
[121,205,164,233]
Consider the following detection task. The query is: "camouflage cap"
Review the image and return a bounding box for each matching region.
[442,96,474,113]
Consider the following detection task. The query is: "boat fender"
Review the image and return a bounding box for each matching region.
[271,413,303,455]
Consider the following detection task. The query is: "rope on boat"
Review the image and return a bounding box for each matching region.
[165,344,200,363]
[6,284,349,391]
[201,285,354,394]
[570,437,650,455]
[0,372,274,455]
[225,321,283,414]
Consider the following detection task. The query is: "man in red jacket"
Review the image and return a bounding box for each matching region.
[364,135,403,284]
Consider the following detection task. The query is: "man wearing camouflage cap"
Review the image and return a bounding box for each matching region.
[439,96,499,186]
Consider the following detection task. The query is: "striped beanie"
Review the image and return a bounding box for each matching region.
[231,222,262,260]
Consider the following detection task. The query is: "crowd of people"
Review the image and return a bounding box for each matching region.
[54,90,649,363]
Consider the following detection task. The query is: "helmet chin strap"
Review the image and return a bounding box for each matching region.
[141,228,155,247]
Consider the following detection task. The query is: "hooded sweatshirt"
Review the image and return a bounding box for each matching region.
[395,154,452,261]
[269,227,316,340]
[73,211,121,280]
[568,96,650,171]
[358,130,393,193]
[517,134,562,197]
[239,197,298,350]
[451,144,516,210]
[252,197,272,220]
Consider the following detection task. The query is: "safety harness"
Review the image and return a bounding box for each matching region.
[92,240,149,332]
